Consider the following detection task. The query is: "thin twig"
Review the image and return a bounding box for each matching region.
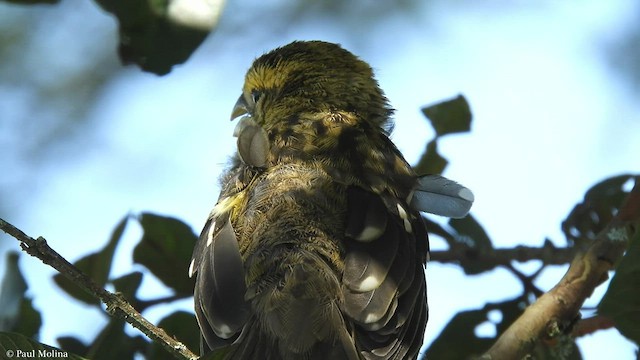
[0,218,198,360]
[480,178,640,359]
[503,263,544,297]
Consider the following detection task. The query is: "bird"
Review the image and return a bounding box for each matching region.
[189,40,473,360]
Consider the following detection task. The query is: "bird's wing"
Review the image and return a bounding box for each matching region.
[342,186,428,360]
[190,209,250,352]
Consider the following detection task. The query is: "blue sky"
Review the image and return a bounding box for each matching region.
[1,0,639,358]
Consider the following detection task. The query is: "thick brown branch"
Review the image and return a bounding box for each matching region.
[0,218,198,360]
[481,178,640,359]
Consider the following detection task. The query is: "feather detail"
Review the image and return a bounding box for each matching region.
[343,218,399,292]
[341,278,397,326]
[345,186,388,242]
[410,174,474,218]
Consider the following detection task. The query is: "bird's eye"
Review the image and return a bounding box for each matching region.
[251,90,262,105]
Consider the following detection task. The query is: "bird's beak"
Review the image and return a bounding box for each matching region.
[231,94,249,121]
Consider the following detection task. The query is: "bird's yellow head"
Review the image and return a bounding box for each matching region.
[231,41,394,133]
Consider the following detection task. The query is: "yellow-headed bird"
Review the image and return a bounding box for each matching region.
[189,41,473,360]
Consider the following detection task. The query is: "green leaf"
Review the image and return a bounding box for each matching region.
[134,213,197,295]
[414,95,472,175]
[421,94,472,137]
[85,319,147,360]
[111,272,143,302]
[413,140,448,175]
[0,332,87,360]
[145,311,200,360]
[449,215,492,251]
[93,0,223,75]
[0,252,27,329]
[54,215,128,305]
[12,299,42,340]
[0,252,42,338]
[424,307,493,360]
[598,228,640,343]
[448,215,494,275]
[56,336,89,357]
[562,174,636,246]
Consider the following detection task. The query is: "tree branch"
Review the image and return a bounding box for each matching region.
[0,218,198,360]
[572,315,615,338]
[430,242,578,267]
[481,177,640,359]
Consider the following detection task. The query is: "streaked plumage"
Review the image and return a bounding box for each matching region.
[190,41,471,360]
